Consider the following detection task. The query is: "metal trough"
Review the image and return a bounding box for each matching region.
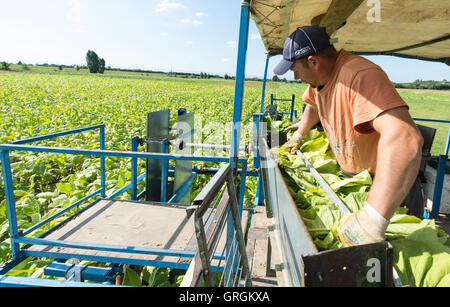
[258,136,395,287]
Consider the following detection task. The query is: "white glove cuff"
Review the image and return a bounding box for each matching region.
[363,202,390,232]
[292,130,303,141]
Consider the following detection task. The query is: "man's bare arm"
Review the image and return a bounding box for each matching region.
[288,104,320,136]
[284,104,321,153]
[367,106,424,220]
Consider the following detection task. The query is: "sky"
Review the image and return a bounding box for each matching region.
[0,0,449,83]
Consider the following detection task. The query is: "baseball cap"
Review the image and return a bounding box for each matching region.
[273,25,338,75]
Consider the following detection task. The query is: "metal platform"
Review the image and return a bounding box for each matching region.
[24,198,249,266]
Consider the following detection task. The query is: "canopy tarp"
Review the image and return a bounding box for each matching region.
[250,0,450,64]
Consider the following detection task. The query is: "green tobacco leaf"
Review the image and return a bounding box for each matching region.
[122,265,143,287]
[390,223,450,287]
[56,183,74,195]
[20,196,41,216]
[343,190,368,213]
[329,170,372,191]
[301,136,329,157]
[147,267,171,287]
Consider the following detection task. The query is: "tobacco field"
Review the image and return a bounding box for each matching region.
[0,72,304,282]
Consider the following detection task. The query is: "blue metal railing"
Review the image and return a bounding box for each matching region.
[2,125,106,259]
[270,94,296,122]
[0,125,249,280]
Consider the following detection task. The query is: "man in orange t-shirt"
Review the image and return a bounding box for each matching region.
[273,26,424,247]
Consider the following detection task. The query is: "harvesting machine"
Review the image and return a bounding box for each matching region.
[0,0,449,287]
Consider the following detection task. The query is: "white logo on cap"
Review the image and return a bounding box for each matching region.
[295,46,311,56]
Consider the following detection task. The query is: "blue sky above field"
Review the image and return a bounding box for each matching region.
[0,0,449,82]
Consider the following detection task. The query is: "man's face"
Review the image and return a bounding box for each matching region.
[290,58,319,88]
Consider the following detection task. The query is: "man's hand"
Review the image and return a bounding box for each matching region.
[337,202,389,247]
[285,122,301,133]
[284,130,303,154]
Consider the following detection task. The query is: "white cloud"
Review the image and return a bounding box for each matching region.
[156,0,185,13]
[181,18,203,25]
[195,12,208,18]
[222,58,230,62]
[226,40,238,48]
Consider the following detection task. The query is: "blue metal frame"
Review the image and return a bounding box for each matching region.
[270,94,296,122]
[230,0,250,172]
[260,54,270,114]
[0,122,250,284]
[414,118,450,219]
[0,275,120,287]
[131,136,139,200]
[252,113,265,209]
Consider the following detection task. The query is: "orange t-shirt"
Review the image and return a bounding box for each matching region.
[302,50,408,174]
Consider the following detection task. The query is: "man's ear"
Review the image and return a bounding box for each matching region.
[307,55,319,69]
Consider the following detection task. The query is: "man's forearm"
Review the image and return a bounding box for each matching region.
[368,138,422,219]
[295,104,320,136]
[368,109,423,220]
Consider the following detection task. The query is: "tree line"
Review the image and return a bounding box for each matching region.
[2,56,449,90]
[393,79,450,90]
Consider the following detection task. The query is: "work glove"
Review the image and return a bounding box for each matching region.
[284,122,301,133]
[284,130,303,154]
[337,202,390,247]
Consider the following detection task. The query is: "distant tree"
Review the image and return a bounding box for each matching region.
[59,65,63,71]
[272,75,280,82]
[98,58,105,74]
[1,62,10,71]
[86,50,100,73]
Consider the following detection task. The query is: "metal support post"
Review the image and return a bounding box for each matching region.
[227,171,252,287]
[160,139,169,202]
[252,113,265,207]
[290,95,296,122]
[131,137,139,201]
[99,126,106,198]
[0,150,21,259]
[431,155,448,218]
[445,127,450,156]
[260,53,270,113]
[230,0,250,173]
[238,162,247,215]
